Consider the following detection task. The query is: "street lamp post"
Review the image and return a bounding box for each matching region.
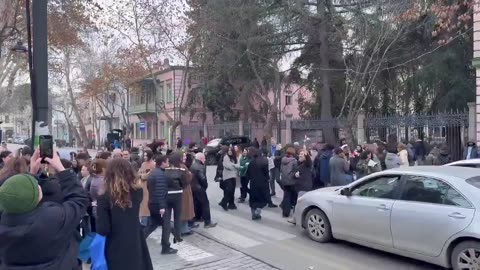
[11,0,49,149]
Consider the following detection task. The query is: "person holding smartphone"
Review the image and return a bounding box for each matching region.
[0,149,89,270]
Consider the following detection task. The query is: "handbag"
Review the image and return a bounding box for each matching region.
[78,233,95,263]
[89,233,108,270]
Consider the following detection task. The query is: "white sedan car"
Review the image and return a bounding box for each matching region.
[294,166,480,270]
[445,159,480,168]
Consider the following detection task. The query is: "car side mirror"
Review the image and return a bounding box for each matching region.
[340,188,351,196]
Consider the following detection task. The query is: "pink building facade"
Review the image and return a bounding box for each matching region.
[129,62,307,147]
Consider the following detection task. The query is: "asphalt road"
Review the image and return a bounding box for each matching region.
[202,166,440,270]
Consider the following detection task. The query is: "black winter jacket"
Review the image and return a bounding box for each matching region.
[147,168,168,210]
[0,170,89,270]
[190,160,208,192]
[164,167,188,193]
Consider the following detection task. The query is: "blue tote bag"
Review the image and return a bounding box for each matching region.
[89,233,108,270]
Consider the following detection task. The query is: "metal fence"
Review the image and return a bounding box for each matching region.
[290,118,354,145]
[365,112,468,161]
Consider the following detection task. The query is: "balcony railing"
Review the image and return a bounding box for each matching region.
[129,102,156,114]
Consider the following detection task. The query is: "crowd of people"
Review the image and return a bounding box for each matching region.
[0,140,217,270]
[0,134,474,270]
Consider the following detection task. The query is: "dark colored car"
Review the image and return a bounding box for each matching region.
[204,136,251,165]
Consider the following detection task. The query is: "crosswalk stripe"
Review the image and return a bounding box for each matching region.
[198,225,263,248]
[148,229,214,262]
[210,208,296,241]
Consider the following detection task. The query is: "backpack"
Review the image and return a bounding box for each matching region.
[280,158,297,186]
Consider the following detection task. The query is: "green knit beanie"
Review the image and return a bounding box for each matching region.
[0,174,40,214]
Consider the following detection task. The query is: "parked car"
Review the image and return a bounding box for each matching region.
[294,166,480,269]
[204,136,251,165]
[13,135,29,145]
[445,159,480,168]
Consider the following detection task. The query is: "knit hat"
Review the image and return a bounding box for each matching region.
[0,174,40,214]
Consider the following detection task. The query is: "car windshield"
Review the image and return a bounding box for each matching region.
[466,176,480,189]
[207,139,221,147]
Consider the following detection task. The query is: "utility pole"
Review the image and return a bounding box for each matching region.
[31,0,50,147]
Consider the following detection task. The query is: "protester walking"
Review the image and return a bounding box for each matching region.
[245,148,270,220]
[97,158,154,270]
[219,147,239,211]
[190,153,217,228]
[271,149,282,196]
[280,147,298,217]
[0,150,89,270]
[163,152,189,253]
[238,148,250,203]
[178,152,195,235]
[139,150,156,227]
[288,150,313,224]
[329,147,351,186]
[144,155,169,239]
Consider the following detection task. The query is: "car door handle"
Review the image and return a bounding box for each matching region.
[377,204,390,211]
[448,212,466,219]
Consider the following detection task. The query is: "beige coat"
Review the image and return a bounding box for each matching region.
[181,166,195,221]
[138,161,155,217]
[139,180,150,217]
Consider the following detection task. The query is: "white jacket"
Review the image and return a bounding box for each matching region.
[222,155,239,180]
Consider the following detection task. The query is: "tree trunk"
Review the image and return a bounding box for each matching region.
[64,51,88,147]
[317,0,335,144]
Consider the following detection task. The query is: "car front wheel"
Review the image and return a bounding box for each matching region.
[451,240,480,270]
[304,208,332,243]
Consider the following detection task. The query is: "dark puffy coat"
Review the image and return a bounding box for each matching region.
[0,170,89,270]
[97,188,153,270]
[246,156,270,209]
[147,167,168,211]
[294,162,313,192]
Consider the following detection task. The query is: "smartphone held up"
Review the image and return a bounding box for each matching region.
[39,135,53,159]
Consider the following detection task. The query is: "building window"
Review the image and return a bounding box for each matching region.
[135,122,146,140]
[166,80,173,103]
[4,115,9,124]
[285,95,292,106]
[158,81,164,103]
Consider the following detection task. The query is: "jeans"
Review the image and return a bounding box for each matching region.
[220,178,236,207]
[162,193,182,249]
[144,206,163,239]
[240,176,249,199]
[139,216,150,227]
[270,168,280,194]
[281,185,298,217]
[180,221,191,234]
